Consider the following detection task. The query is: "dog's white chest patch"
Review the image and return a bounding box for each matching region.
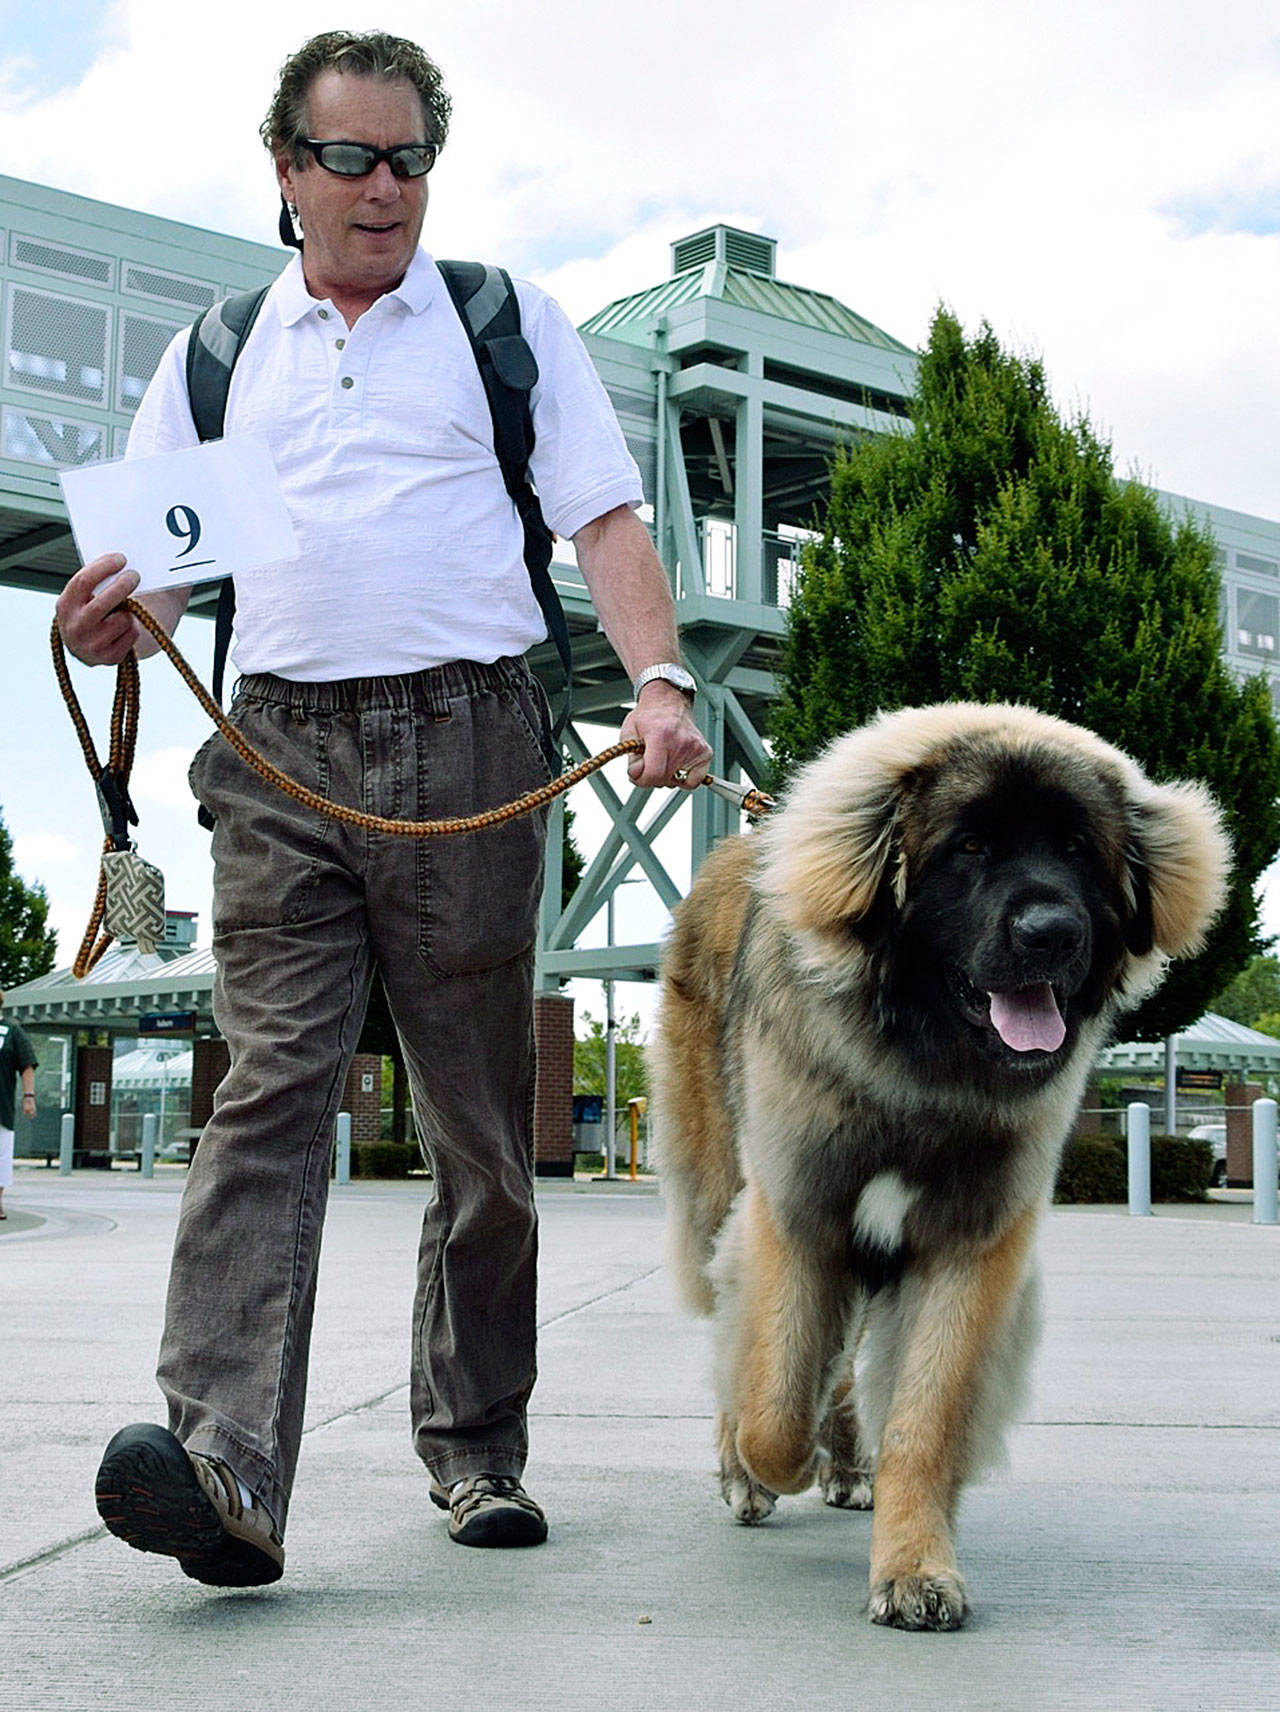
[852,1171,917,1253]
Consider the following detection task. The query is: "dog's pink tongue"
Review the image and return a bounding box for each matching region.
[988,985,1066,1052]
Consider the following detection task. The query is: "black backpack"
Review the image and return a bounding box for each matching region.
[183,261,572,732]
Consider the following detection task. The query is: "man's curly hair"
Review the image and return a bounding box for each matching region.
[261,30,451,164]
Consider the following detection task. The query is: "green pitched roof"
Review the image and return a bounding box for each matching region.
[579,259,913,355]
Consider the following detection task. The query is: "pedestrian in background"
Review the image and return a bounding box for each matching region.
[0,991,38,1219]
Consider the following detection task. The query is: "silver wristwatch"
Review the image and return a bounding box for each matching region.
[633,662,696,702]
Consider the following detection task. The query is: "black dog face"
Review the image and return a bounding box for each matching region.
[878,764,1131,1084]
[755,706,1230,1097]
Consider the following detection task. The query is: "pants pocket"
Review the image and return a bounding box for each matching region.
[415,676,551,978]
[199,701,337,933]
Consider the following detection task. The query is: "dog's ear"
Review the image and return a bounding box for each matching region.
[1121,854,1155,956]
[1126,779,1231,959]
[756,739,911,945]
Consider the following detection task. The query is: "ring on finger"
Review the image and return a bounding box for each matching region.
[673,767,690,784]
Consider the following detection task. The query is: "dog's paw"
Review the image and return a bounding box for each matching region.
[817,1459,873,1510]
[868,1571,968,1631]
[723,1474,777,1524]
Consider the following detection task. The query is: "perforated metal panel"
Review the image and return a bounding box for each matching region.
[1236,587,1278,657]
[9,231,114,288]
[1236,550,1278,578]
[117,309,184,413]
[1,402,105,466]
[122,262,217,312]
[6,284,109,406]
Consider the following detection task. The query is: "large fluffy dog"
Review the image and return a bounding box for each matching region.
[652,703,1229,1631]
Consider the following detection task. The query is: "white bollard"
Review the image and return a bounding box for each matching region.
[335,1112,352,1186]
[1252,1098,1278,1226]
[59,1112,75,1176]
[140,1112,157,1180]
[1127,1102,1152,1217]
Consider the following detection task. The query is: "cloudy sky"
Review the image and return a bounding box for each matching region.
[3,0,1280,983]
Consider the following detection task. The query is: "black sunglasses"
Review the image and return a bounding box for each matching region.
[300,139,437,179]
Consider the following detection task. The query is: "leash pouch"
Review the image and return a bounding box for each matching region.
[101,848,166,954]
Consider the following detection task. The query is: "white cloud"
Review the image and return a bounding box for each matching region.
[3,0,1276,517]
[11,831,76,872]
[129,746,197,808]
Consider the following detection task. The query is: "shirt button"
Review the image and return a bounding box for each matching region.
[336,338,346,350]
[318,308,330,320]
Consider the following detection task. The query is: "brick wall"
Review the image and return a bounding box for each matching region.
[1225,1080,1263,1186]
[533,992,574,1176]
[341,1053,384,1144]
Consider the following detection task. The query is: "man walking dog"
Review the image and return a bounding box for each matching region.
[57,28,708,1586]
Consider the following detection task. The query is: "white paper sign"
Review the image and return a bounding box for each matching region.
[59,434,299,594]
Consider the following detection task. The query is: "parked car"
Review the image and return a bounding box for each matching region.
[1188,1122,1227,1187]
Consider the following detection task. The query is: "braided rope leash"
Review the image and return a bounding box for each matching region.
[50,620,145,976]
[52,597,774,972]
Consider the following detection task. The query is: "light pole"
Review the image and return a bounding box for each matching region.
[602,876,643,1181]
[604,889,617,1179]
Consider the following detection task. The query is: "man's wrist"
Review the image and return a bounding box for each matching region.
[633,662,696,703]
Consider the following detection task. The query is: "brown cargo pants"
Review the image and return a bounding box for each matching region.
[158,656,552,1530]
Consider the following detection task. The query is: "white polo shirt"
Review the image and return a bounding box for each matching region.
[127,248,644,681]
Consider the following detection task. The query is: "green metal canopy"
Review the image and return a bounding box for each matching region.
[1097,1012,1280,1076]
[4,943,216,1033]
[581,225,913,354]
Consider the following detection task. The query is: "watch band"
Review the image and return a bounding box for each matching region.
[632,663,696,702]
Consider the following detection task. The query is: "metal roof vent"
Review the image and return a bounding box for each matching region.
[671,225,777,278]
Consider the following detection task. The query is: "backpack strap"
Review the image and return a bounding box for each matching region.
[185,286,269,711]
[185,286,270,442]
[438,259,572,744]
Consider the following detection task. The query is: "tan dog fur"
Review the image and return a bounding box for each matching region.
[652,703,1230,1630]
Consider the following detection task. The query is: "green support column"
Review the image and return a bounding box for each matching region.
[663,397,704,596]
[689,685,727,874]
[734,355,765,604]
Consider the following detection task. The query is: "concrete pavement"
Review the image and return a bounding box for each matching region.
[1,1165,1277,1712]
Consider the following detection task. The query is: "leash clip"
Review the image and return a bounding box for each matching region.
[701,773,777,816]
[96,768,139,852]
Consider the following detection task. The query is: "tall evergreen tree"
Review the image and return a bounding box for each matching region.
[0,810,57,988]
[771,309,1280,1040]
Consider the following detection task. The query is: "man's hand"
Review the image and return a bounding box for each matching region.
[623,680,712,790]
[56,556,189,664]
[55,554,141,666]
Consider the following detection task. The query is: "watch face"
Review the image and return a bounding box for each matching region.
[637,664,695,697]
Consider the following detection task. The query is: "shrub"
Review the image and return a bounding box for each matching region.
[1055,1134,1127,1203]
[350,1141,421,1179]
[1054,1132,1212,1203]
[1151,1134,1212,1202]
